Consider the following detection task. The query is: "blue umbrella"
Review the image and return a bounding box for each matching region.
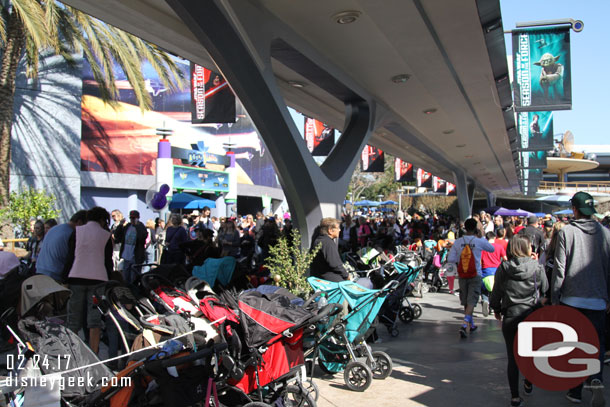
[169,193,216,210]
[553,209,573,216]
[494,208,534,217]
[354,200,380,207]
[380,200,398,205]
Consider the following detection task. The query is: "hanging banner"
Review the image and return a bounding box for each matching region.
[304,117,335,156]
[518,111,554,151]
[433,176,447,193]
[416,168,433,188]
[446,182,456,196]
[512,27,571,111]
[361,145,385,172]
[190,63,236,123]
[394,158,414,182]
[519,151,548,169]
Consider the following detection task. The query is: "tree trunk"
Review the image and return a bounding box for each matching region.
[0,10,26,206]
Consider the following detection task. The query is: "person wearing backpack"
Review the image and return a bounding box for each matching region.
[447,218,495,338]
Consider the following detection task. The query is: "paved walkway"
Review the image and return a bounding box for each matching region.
[314,292,610,407]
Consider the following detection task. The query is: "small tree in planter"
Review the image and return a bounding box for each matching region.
[264,229,321,297]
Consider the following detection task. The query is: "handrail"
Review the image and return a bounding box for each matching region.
[538,181,610,194]
[1,238,28,254]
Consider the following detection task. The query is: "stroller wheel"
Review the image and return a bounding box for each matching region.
[398,306,414,323]
[344,361,373,392]
[412,304,423,319]
[389,327,399,337]
[370,351,393,379]
[304,380,319,402]
[243,403,272,407]
[428,285,437,293]
[281,384,316,407]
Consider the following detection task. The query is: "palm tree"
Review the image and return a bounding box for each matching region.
[0,0,185,204]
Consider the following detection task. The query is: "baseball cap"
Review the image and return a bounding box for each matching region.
[129,210,140,219]
[570,191,596,216]
[543,220,553,228]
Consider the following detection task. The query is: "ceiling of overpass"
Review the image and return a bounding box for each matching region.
[59,0,520,194]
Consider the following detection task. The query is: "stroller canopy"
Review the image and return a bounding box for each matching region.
[192,256,236,287]
[19,274,71,317]
[308,277,388,343]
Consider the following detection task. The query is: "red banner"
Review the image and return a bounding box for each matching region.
[361,145,384,172]
[446,182,457,196]
[394,158,414,182]
[304,117,334,156]
[416,168,432,188]
[433,176,446,193]
[190,63,235,124]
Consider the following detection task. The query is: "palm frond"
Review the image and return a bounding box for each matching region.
[43,0,61,53]
[11,0,48,51]
[0,7,8,46]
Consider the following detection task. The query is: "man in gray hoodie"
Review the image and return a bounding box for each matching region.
[552,191,610,406]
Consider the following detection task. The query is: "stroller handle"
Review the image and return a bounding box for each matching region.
[308,303,342,325]
[151,343,228,369]
[302,291,322,308]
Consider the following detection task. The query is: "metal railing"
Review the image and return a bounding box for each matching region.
[538,181,610,194]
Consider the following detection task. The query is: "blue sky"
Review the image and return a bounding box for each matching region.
[501,0,609,146]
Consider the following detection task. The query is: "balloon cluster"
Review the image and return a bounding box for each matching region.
[151,184,170,210]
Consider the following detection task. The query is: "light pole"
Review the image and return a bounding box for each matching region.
[397,188,403,212]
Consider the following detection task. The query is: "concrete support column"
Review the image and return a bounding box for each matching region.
[166,0,374,247]
[454,171,474,220]
[486,192,496,209]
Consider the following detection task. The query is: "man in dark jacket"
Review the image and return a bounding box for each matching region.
[518,215,544,255]
[310,218,349,282]
[552,192,610,405]
[115,210,148,283]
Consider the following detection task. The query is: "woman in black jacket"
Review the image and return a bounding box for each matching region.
[490,234,548,407]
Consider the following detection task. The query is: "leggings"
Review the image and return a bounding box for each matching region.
[502,313,531,399]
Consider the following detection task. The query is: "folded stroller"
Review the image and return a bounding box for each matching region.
[306,277,396,392]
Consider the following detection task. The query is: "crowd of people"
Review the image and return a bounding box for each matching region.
[1,191,610,406]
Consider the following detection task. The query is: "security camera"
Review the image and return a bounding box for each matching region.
[572,20,584,32]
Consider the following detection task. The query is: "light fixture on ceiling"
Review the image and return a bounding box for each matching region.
[391,74,411,84]
[332,11,362,24]
[423,108,437,115]
[502,105,514,112]
[442,129,454,135]
[287,80,305,88]
[456,144,466,148]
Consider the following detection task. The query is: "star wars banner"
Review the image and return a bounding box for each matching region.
[304,117,335,156]
[361,145,384,172]
[518,111,554,151]
[416,168,433,188]
[191,63,236,123]
[519,150,547,169]
[446,182,456,196]
[512,27,571,111]
[433,176,447,193]
[394,158,414,182]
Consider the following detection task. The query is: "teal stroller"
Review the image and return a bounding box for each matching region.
[305,277,397,392]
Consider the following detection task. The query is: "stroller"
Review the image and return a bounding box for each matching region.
[378,253,426,336]
[1,274,115,406]
[199,286,336,406]
[306,277,397,392]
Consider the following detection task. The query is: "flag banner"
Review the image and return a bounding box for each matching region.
[512,27,571,111]
[519,150,547,169]
[361,145,385,172]
[394,158,414,182]
[446,182,456,196]
[518,111,554,151]
[191,63,236,123]
[304,117,335,156]
[433,176,447,193]
[416,168,433,188]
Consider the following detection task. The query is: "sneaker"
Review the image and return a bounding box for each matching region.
[482,301,489,317]
[590,379,605,407]
[566,392,582,404]
[523,380,533,396]
[469,325,478,333]
[459,326,467,338]
[510,398,523,407]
